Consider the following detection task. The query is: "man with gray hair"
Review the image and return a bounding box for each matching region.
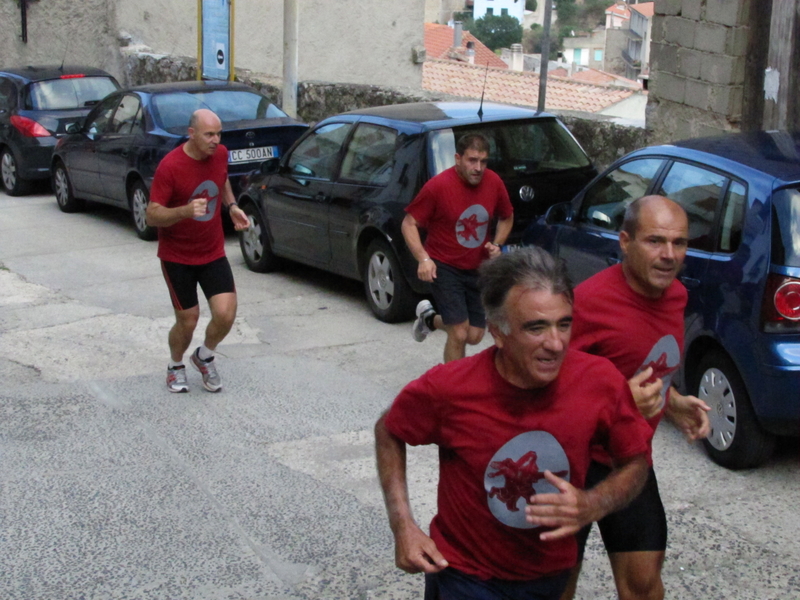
[375,247,651,600]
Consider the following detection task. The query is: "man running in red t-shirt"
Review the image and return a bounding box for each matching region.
[564,196,711,600]
[375,247,651,599]
[402,134,514,363]
[145,109,249,393]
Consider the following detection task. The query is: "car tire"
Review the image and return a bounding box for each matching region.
[129,180,157,241]
[695,349,776,469]
[52,161,85,213]
[239,202,280,272]
[1,147,32,196]
[363,238,417,323]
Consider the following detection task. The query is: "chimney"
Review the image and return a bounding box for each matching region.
[466,41,475,64]
[454,21,463,48]
[510,43,524,71]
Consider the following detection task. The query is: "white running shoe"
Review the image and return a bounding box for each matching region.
[166,365,189,393]
[190,348,222,392]
[412,300,437,342]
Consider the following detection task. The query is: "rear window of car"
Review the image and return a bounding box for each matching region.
[152,90,287,133]
[26,76,118,110]
[771,187,800,267]
[429,118,591,177]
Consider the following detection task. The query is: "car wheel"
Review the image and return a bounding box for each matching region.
[363,238,416,323]
[129,180,157,241]
[695,349,776,469]
[239,202,280,272]
[52,161,85,213]
[1,147,32,196]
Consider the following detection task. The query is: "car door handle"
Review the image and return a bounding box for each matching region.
[120,150,129,158]
[681,276,700,289]
[314,192,328,202]
[606,256,621,266]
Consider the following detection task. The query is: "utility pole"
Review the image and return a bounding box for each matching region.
[283,0,299,118]
[537,0,554,112]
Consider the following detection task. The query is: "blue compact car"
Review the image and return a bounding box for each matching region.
[522,132,800,469]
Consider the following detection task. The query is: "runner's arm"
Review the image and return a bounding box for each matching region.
[401,213,436,282]
[375,412,448,573]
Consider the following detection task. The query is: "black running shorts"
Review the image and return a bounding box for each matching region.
[430,259,485,328]
[160,257,235,311]
[576,461,667,557]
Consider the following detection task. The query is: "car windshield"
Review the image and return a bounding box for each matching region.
[771,187,800,267]
[26,76,118,110]
[429,118,591,177]
[151,90,288,133]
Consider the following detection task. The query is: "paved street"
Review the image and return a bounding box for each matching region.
[1,188,798,600]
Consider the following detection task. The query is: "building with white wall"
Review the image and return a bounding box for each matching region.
[473,0,524,23]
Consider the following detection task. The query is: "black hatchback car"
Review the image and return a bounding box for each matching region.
[51,80,308,239]
[522,132,800,469]
[0,65,119,195]
[237,101,596,322]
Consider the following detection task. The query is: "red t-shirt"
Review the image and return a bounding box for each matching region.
[150,144,229,265]
[572,264,688,464]
[384,346,650,581]
[405,167,513,271]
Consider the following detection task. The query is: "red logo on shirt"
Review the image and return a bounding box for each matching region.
[484,431,570,529]
[488,451,568,512]
[455,205,490,249]
[191,180,220,222]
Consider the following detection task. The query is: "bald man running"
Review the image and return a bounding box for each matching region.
[146,109,249,394]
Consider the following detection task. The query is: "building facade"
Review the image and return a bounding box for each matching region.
[473,0,525,22]
[0,0,424,90]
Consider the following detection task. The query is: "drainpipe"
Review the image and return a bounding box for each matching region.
[283,0,298,118]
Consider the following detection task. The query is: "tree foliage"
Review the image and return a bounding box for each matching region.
[526,0,538,11]
[471,14,524,52]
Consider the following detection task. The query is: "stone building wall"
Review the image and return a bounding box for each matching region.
[647,0,751,144]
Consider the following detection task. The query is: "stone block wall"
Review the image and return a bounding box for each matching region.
[647,0,750,144]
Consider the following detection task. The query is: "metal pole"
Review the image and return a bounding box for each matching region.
[282,0,298,118]
[537,0,554,112]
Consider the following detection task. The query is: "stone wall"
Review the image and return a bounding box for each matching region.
[647,0,750,144]
[122,51,647,170]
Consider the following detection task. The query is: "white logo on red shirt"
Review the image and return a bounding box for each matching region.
[484,431,570,529]
[637,335,680,411]
[190,181,220,222]
[455,205,490,248]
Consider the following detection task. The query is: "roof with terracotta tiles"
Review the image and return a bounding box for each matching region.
[422,59,637,113]
[424,22,508,69]
[605,2,631,19]
[567,67,642,89]
[630,2,654,18]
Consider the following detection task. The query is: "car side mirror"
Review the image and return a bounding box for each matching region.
[66,121,82,134]
[544,201,573,225]
[260,157,280,175]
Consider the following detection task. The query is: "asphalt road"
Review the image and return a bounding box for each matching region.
[0,188,798,600]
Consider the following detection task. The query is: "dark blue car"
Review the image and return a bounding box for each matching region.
[522,132,800,469]
[51,80,308,240]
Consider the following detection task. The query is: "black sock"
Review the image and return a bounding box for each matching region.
[424,313,436,330]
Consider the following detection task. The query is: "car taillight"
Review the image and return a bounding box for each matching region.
[761,274,800,332]
[10,115,51,137]
[59,74,85,79]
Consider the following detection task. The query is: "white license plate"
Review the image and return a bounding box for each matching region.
[228,146,279,164]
